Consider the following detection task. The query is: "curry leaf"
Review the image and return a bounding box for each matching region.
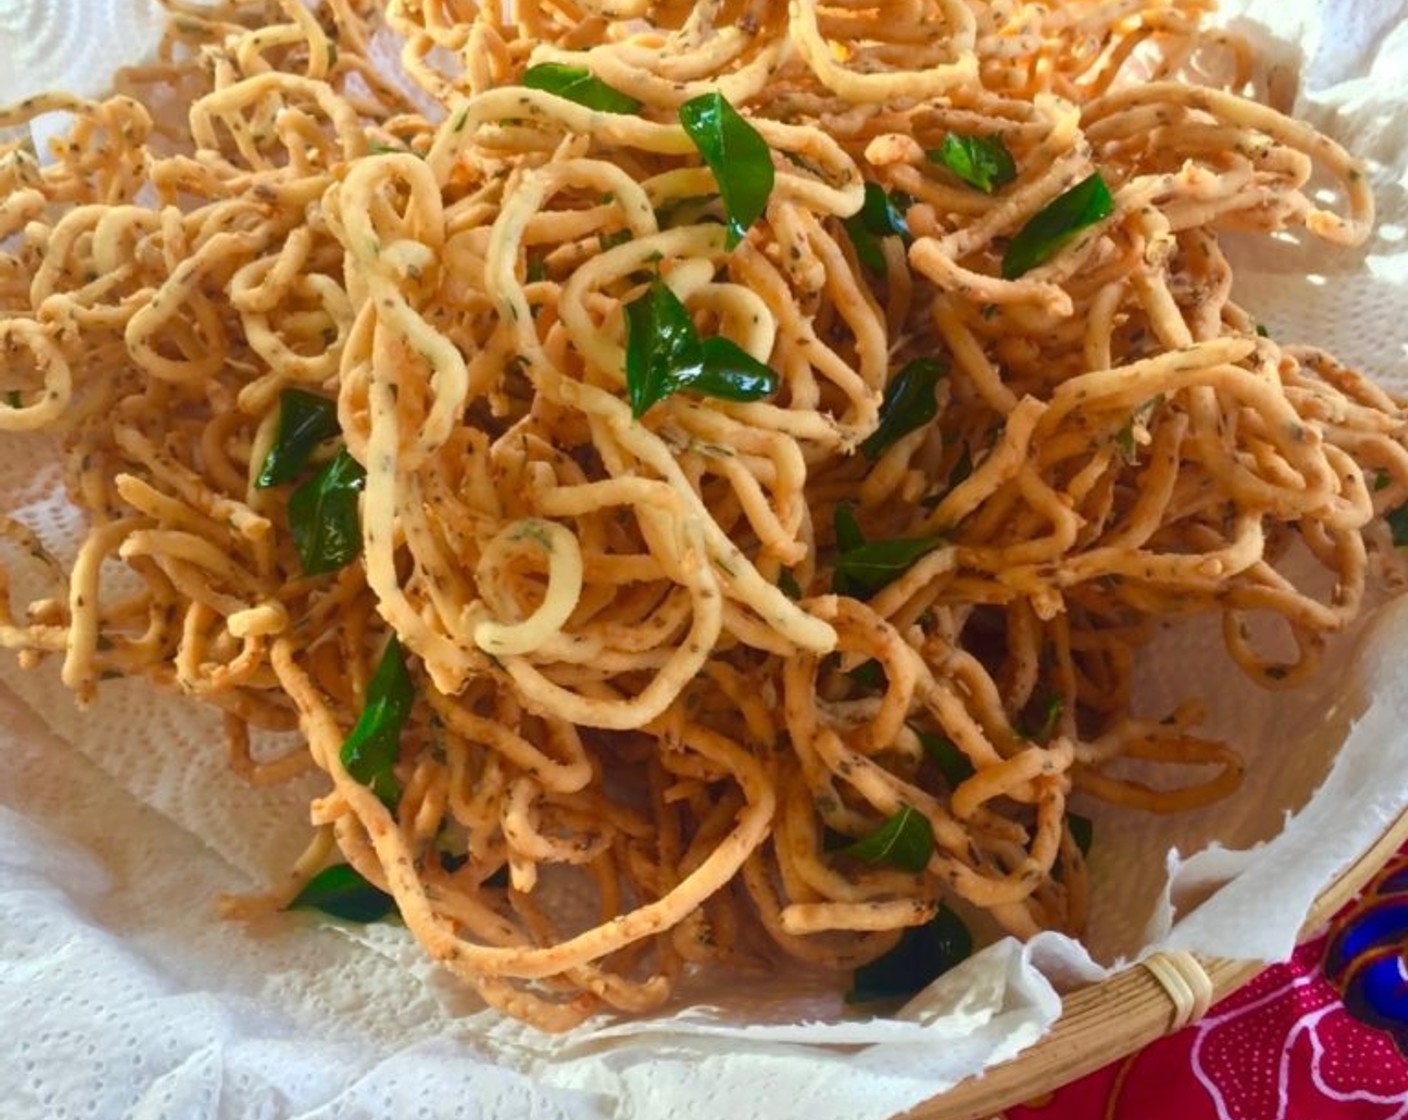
[860,358,945,460]
[840,805,935,873]
[288,863,396,923]
[678,92,775,249]
[834,504,865,554]
[929,133,1017,194]
[948,441,974,488]
[846,222,886,273]
[843,182,912,272]
[340,636,413,808]
[1114,394,1166,466]
[624,281,777,416]
[288,447,366,575]
[835,534,945,598]
[1114,425,1138,465]
[654,194,721,229]
[847,659,886,692]
[625,279,703,417]
[823,827,854,854]
[693,336,779,401]
[848,904,972,1003]
[522,63,641,114]
[1069,813,1095,857]
[1022,694,1064,742]
[1388,504,1408,547]
[1002,172,1114,279]
[918,730,976,788]
[257,389,341,488]
[484,864,511,888]
[858,182,911,240]
[832,505,944,598]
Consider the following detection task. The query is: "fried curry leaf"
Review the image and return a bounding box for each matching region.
[257,389,341,488]
[848,905,973,1003]
[843,182,912,272]
[832,505,943,597]
[1114,394,1166,466]
[694,336,778,400]
[522,63,642,115]
[917,730,976,788]
[840,805,935,873]
[678,92,775,249]
[288,447,366,575]
[1388,504,1408,547]
[624,280,778,416]
[340,636,413,807]
[1002,172,1114,279]
[929,133,1017,194]
[835,532,945,599]
[859,358,945,460]
[1022,694,1064,742]
[834,504,865,554]
[1069,813,1095,857]
[625,278,703,417]
[847,659,887,692]
[288,864,396,923]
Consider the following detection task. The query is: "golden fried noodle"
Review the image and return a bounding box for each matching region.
[0,0,1403,1030]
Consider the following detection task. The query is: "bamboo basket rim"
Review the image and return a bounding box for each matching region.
[900,801,1408,1120]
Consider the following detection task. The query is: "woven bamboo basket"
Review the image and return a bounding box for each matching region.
[894,803,1408,1120]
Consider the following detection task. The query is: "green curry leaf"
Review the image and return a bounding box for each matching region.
[859,358,945,460]
[340,636,413,808]
[929,133,1017,194]
[624,280,777,416]
[288,447,366,575]
[840,805,935,873]
[288,864,396,923]
[678,92,775,249]
[848,905,972,1003]
[1002,172,1114,279]
[257,389,341,488]
[522,63,642,114]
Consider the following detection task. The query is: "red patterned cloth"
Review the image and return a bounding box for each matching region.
[1007,851,1408,1120]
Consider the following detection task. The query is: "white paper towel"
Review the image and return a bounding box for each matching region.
[2,3,1408,1119]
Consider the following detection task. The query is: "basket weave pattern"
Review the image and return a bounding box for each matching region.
[904,806,1408,1119]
